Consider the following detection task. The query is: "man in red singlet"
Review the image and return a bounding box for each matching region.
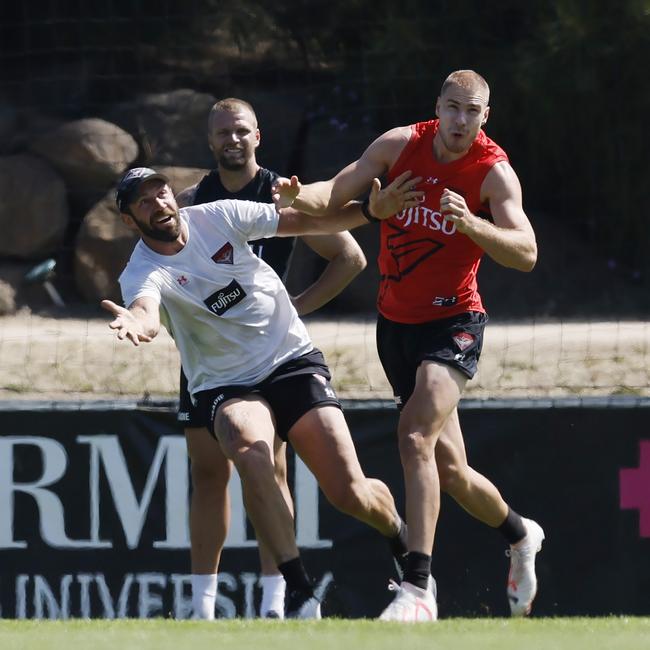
[274,70,545,621]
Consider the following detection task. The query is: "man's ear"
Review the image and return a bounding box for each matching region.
[255,128,261,149]
[120,211,137,231]
[435,97,441,118]
[482,106,490,126]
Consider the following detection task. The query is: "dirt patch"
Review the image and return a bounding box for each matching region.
[0,310,648,401]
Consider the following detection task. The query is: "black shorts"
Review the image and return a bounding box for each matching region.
[178,367,203,428]
[194,348,342,441]
[376,311,488,410]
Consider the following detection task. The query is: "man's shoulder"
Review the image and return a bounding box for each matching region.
[176,183,199,208]
[476,129,509,160]
[381,123,431,173]
[185,198,275,230]
[192,168,222,204]
[257,167,281,183]
[378,124,414,148]
[119,242,155,283]
[181,200,229,227]
[481,158,518,196]
[253,167,281,200]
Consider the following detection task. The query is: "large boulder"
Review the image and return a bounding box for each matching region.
[74,194,137,304]
[105,89,216,168]
[74,166,208,303]
[0,154,69,258]
[0,278,16,315]
[29,117,138,212]
[0,106,63,157]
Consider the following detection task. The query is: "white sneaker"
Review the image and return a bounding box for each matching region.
[285,593,322,619]
[427,575,437,601]
[506,518,545,616]
[379,580,437,622]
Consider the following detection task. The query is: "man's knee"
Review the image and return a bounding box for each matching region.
[186,426,231,488]
[397,403,449,461]
[397,428,436,464]
[233,442,274,482]
[191,453,231,492]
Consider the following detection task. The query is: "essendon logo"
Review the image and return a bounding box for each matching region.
[452,332,475,351]
[212,242,233,264]
[204,280,246,315]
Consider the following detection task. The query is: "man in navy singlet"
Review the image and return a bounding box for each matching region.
[175,98,367,619]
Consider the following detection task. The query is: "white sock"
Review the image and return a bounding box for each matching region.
[259,574,286,618]
[191,573,217,620]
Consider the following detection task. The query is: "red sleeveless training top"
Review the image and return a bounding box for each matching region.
[378,119,508,323]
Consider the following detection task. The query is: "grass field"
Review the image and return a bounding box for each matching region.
[1,618,649,650]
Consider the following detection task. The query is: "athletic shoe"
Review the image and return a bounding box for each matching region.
[378,580,437,622]
[264,610,283,619]
[506,518,545,616]
[285,590,322,619]
[427,575,437,601]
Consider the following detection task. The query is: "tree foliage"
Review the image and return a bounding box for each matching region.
[1,0,648,279]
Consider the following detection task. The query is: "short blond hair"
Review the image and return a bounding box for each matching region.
[208,98,258,130]
[441,70,490,103]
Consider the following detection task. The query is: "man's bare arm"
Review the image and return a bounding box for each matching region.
[274,126,411,214]
[276,172,421,237]
[291,231,366,316]
[440,162,537,272]
[101,295,161,346]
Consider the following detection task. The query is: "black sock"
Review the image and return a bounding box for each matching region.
[388,517,409,574]
[498,507,527,545]
[278,557,313,595]
[403,551,431,591]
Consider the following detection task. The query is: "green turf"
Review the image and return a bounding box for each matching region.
[0,618,649,650]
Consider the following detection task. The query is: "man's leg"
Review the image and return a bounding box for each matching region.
[185,426,231,620]
[436,408,545,616]
[214,396,320,619]
[435,409,509,526]
[287,403,428,619]
[399,362,466,567]
[376,362,466,621]
[257,439,292,618]
[288,404,402,538]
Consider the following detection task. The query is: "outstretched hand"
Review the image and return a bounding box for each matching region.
[368,171,423,221]
[272,175,301,210]
[101,299,152,346]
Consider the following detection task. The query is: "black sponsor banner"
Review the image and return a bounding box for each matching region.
[0,399,649,618]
